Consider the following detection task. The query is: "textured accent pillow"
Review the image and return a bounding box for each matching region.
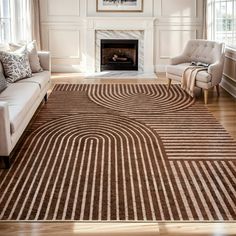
[9,41,43,73]
[0,50,32,83]
[0,72,7,93]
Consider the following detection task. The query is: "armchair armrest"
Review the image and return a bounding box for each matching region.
[38,51,51,71]
[170,55,187,65]
[0,102,11,156]
[208,55,225,85]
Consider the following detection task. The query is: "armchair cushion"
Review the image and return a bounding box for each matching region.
[182,40,224,65]
[167,63,212,83]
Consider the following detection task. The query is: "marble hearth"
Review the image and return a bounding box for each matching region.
[85,17,155,74]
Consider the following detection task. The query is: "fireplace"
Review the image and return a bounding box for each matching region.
[101,39,139,71]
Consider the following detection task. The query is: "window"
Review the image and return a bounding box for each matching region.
[0,0,31,44]
[210,0,236,49]
[0,0,11,43]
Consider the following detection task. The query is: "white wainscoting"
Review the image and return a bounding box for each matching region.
[159,30,197,59]
[49,29,80,59]
[40,0,203,73]
[221,48,236,98]
[160,0,197,18]
[48,0,80,17]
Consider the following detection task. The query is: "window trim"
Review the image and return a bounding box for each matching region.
[208,0,236,50]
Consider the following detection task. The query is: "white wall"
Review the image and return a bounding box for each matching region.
[39,0,204,72]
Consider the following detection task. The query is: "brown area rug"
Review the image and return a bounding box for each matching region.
[0,84,236,222]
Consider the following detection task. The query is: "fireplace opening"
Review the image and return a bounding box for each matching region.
[101,39,138,71]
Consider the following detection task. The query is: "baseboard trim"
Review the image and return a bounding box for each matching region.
[52,64,85,73]
[220,77,236,98]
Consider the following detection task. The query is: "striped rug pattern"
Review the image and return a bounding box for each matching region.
[0,84,236,221]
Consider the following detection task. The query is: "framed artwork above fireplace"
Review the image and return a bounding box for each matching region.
[96,0,143,12]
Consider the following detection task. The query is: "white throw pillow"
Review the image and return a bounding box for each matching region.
[9,41,43,73]
[0,49,32,83]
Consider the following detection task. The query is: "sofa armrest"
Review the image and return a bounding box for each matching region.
[38,51,51,71]
[170,55,187,65]
[0,102,11,156]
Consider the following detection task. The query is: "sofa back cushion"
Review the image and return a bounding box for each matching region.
[9,41,43,73]
[183,40,224,65]
[0,50,32,83]
[0,61,4,74]
[0,72,7,93]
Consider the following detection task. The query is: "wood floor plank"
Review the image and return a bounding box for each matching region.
[159,223,236,236]
[0,223,160,236]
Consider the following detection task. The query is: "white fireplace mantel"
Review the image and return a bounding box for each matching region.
[85,17,156,73]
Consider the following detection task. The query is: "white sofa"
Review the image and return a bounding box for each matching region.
[0,51,51,168]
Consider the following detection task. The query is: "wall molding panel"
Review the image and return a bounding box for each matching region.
[160,0,197,18]
[48,29,80,59]
[47,0,80,17]
[40,0,204,73]
[158,29,197,59]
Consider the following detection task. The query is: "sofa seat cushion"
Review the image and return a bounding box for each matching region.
[17,71,51,89]
[0,83,40,134]
[167,63,212,83]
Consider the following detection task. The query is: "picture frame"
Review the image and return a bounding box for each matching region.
[96,0,143,12]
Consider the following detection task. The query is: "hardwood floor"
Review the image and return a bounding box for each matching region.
[1,223,236,236]
[0,73,236,236]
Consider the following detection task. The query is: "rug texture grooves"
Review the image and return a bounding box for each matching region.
[0,84,236,221]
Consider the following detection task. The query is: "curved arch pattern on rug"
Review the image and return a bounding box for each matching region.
[0,113,178,221]
[87,84,195,114]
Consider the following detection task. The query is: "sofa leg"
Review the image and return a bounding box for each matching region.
[216,84,220,97]
[44,93,48,102]
[167,79,172,91]
[3,157,10,169]
[204,90,208,105]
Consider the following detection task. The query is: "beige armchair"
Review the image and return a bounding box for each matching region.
[166,39,225,104]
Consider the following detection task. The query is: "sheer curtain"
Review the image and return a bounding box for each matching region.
[202,0,208,39]
[29,0,42,50]
[9,0,41,48]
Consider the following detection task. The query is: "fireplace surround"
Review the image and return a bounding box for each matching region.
[85,17,155,73]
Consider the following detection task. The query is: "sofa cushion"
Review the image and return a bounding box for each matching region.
[0,49,32,82]
[9,41,43,73]
[0,72,7,93]
[0,83,40,134]
[166,63,212,83]
[0,62,4,74]
[17,71,51,89]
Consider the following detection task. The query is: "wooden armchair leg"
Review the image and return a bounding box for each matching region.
[204,90,209,105]
[167,79,172,91]
[216,84,220,97]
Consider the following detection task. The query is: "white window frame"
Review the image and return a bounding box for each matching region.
[0,0,32,45]
[0,0,11,44]
[208,0,236,49]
